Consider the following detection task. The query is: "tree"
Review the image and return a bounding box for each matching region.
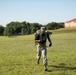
[30,23,42,33]
[46,22,64,30]
[3,21,64,36]
[3,26,14,36]
[21,21,31,35]
[0,25,4,35]
[4,22,22,36]
[57,22,64,28]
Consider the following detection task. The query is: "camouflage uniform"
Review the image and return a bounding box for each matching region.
[37,43,48,67]
[35,31,48,69]
[35,27,52,71]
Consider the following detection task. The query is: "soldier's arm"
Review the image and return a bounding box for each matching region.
[35,34,40,43]
[35,40,40,43]
[48,36,52,43]
[47,34,52,46]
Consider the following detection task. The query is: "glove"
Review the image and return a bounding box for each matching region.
[49,43,52,47]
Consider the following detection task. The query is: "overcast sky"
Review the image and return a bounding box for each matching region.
[0,0,76,26]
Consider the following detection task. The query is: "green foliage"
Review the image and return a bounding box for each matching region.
[1,21,64,36]
[4,22,22,36]
[4,26,14,36]
[0,25,4,35]
[3,22,42,36]
[21,22,31,35]
[46,22,64,30]
[30,23,42,33]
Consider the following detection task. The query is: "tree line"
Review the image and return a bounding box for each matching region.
[0,21,64,36]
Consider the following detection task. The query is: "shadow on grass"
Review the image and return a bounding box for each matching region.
[45,69,53,72]
[48,63,76,71]
[8,35,17,38]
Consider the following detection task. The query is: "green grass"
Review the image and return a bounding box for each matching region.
[0,28,76,75]
[48,28,76,34]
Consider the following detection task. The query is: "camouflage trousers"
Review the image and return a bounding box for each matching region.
[37,44,48,67]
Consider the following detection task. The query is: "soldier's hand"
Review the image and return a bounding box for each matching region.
[49,43,52,47]
[40,39,46,43]
[40,39,43,43]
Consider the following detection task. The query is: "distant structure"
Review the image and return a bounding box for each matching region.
[65,18,76,28]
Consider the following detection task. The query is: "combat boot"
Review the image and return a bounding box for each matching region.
[44,66,48,71]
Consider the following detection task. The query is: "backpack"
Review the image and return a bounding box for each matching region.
[34,30,52,45]
[34,30,48,45]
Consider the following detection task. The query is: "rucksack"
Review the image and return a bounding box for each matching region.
[34,30,52,45]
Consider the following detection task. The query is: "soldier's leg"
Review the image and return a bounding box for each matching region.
[37,45,41,64]
[42,46,48,70]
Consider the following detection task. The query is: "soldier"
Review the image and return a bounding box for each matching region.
[34,27,52,71]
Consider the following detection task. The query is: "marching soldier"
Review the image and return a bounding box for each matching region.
[34,27,52,71]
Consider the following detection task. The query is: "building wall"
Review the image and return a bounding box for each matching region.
[65,21,76,28]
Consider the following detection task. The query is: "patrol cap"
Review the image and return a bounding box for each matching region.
[41,27,45,31]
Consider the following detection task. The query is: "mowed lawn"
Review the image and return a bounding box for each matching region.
[0,28,76,75]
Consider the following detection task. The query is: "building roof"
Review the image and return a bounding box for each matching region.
[66,18,76,23]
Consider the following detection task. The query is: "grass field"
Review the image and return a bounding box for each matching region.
[0,28,76,75]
